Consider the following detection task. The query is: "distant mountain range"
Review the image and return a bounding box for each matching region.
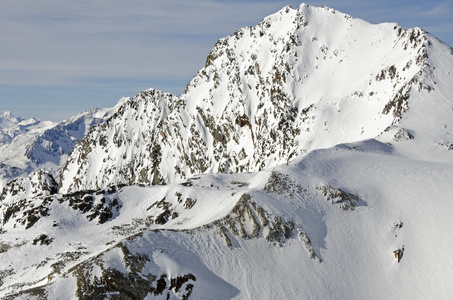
[0,98,127,190]
[1,4,453,299]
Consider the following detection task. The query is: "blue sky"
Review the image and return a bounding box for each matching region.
[1,0,452,122]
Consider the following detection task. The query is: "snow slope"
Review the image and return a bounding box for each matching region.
[1,3,453,299]
[2,139,453,299]
[60,4,453,194]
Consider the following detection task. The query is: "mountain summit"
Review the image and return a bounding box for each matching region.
[1,4,453,299]
[60,4,453,194]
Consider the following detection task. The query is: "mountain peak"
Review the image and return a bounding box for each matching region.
[0,110,13,118]
[57,4,453,194]
[1,5,453,299]
[0,110,18,125]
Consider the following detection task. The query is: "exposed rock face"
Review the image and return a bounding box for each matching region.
[393,128,414,141]
[59,4,443,194]
[0,170,58,203]
[69,242,197,300]
[0,171,57,229]
[59,89,178,193]
[317,184,359,210]
[1,4,453,300]
[0,167,324,299]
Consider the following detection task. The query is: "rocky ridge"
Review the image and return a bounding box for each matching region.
[59,4,451,194]
[1,3,453,299]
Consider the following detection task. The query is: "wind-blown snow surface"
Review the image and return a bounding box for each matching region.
[1,3,453,299]
[1,140,453,299]
[60,4,453,194]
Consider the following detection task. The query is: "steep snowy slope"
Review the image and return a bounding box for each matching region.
[60,4,453,193]
[2,140,453,299]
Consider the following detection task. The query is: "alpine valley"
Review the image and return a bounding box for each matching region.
[1,4,453,299]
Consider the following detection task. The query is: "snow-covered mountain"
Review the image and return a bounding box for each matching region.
[24,101,127,167]
[60,4,452,194]
[0,111,51,145]
[0,99,127,191]
[0,111,56,191]
[1,4,453,299]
